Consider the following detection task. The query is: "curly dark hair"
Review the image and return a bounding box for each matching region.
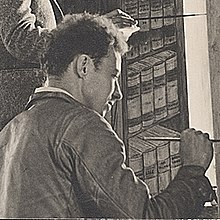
[42,12,128,76]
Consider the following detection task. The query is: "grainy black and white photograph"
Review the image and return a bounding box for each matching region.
[0,0,219,218]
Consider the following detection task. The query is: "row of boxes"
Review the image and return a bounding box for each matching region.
[126,50,179,134]
[126,25,176,60]
[129,125,181,196]
[122,0,176,31]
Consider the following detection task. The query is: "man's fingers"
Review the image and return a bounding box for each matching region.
[107,8,133,18]
[111,16,136,26]
[105,9,137,26]
[204,132,210,139]
[195,130,203,135]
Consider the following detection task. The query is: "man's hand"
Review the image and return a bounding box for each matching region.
[104,9,140,41]
[180,128,213,171]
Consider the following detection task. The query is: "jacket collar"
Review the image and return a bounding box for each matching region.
[25,88,78,111]
[35,86,75,100]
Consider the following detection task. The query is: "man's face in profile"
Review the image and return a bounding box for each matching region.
[83,47,123,117]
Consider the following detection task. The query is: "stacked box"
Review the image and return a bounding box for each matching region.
[139,32,151,55]
[166,51,179,116]
[137,125,182,193]
[127,66,142,134]
[146,125,182,180]
[139,19,150,32]
[163,24,176,45]
[144,129,171,193]
[129,125,182,195]
[138,0,150,32]
[143,147,158,196]
[122,0,138,19]
[145,176,158,196]
[150,0,164,51]
[151,29,164,51]
[154,50,179,116]
[129,146,144,180]
[140,56,167,122]
[167,133,181,180]
[157,142,170,193]
[126,44,139,60]
[132,61,154,127]
[170,153,181,179]
[129,136,158,195]
[137,129,171,193]
[163,0,176,26]
[151,0,163,29]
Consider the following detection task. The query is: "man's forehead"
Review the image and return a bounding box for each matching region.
[102,46,122,74]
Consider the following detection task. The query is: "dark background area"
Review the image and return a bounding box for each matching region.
[57,0,121,14]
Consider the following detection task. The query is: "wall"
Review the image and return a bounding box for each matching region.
[183,0,216,185]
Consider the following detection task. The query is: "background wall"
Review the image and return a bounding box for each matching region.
[183,0,216,185]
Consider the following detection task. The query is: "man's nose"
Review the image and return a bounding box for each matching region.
[112,81,123,101]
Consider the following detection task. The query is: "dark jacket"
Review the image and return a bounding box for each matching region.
[0,0,63,130]
[0,91,214,218]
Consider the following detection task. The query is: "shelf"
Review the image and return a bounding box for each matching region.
[128,111,180,139]
[126,43,177,66]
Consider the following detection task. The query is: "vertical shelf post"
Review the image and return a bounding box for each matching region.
[207,0,220,217]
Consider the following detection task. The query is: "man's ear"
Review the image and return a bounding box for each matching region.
[76,54,92,78]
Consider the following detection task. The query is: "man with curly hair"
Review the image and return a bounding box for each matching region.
[0,12,214,219]
[0,0,134,131]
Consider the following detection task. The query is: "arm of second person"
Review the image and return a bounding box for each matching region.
[0,0,56,63]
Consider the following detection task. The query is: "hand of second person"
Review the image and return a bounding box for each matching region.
[104,9,140,41]
[104,9,137,28]
[180,128,213,172]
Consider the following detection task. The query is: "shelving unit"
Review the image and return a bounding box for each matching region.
[120,0,188,133]
[114,0,189,195]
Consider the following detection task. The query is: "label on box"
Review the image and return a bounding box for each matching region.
[158,158,170,173]
[144,164,157,179]
[154,86,166,110]
[167,80,178,103]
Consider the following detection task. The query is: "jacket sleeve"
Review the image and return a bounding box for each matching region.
[62,114,214,219]
[151,165,214,218]
[0,0,56,63]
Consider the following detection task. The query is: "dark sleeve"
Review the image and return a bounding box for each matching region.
[0,0,55,62]
[62,114,215,219]
[149,165,214,218]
